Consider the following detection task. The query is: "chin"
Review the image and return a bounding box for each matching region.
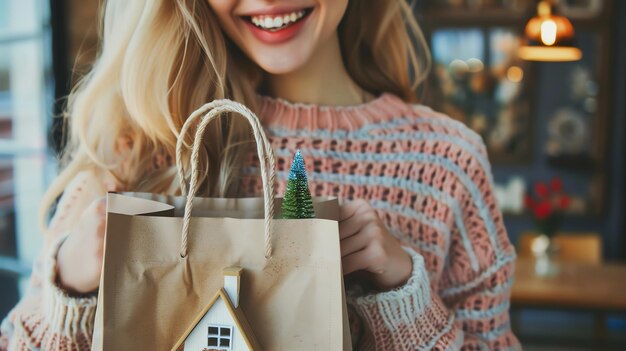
[251,50,312,75]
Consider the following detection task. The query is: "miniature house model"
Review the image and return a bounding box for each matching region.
[171,267,261,351]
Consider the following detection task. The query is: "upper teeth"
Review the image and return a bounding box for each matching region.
[251,11,306,29]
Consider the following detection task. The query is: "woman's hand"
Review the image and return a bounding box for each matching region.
[57,198,106,294]
[339,199,413,291]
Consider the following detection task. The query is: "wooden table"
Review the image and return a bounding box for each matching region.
[511,257,626,311]
[511,257,626,345]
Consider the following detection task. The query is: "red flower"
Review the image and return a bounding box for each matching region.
[535,182,549,198]
[533,200,553,220]
[551,177,563,193]
[558,195,571,210]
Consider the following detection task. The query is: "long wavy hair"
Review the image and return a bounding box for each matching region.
[40,0,431,231]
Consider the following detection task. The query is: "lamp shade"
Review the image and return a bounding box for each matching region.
[519,1,582,62]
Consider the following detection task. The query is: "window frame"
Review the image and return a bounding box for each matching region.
[0,0,55,307]
[207,324,234,350]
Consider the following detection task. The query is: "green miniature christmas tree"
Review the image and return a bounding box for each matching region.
[281,150,316,219]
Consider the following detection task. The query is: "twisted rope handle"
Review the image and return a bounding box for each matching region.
[175,100,276,259]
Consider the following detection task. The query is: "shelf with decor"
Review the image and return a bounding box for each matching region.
[415,0,615,218]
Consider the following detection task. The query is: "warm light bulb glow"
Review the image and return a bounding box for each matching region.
[518,46,582,62]
[541,20,557,46]
[507,66,524,83]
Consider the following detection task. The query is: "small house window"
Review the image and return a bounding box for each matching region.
[208,325,233,350]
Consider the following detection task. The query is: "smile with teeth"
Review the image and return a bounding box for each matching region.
[248,10,309,31]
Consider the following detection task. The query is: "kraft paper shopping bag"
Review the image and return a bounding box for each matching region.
[92,100,351,350]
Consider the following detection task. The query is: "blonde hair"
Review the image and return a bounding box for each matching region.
[40,0,431,231]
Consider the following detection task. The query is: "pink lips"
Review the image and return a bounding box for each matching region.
[241,8,312,45]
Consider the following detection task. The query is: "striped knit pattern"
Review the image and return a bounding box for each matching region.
[0,94,520,350]
[241,93,520,350]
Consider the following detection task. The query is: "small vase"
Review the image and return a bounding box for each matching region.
[530,234,559,276]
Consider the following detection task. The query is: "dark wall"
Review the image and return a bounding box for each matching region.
[612,0,626,259]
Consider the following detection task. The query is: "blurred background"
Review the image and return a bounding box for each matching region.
[0,0,624,349]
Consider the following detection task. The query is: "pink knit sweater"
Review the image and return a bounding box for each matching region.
[1,93,520,350]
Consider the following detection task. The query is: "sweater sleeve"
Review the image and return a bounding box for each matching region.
[349,246,519,351]
[348,246,462,350]
[0,171,106,350]
[348,137,521,350]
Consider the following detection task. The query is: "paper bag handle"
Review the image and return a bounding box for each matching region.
[175,99,276,259]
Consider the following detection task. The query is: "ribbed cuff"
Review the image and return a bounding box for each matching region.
[349,247,455,349]
[43,235,97,337]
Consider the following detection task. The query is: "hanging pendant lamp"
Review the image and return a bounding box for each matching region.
[519,1,582,62]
